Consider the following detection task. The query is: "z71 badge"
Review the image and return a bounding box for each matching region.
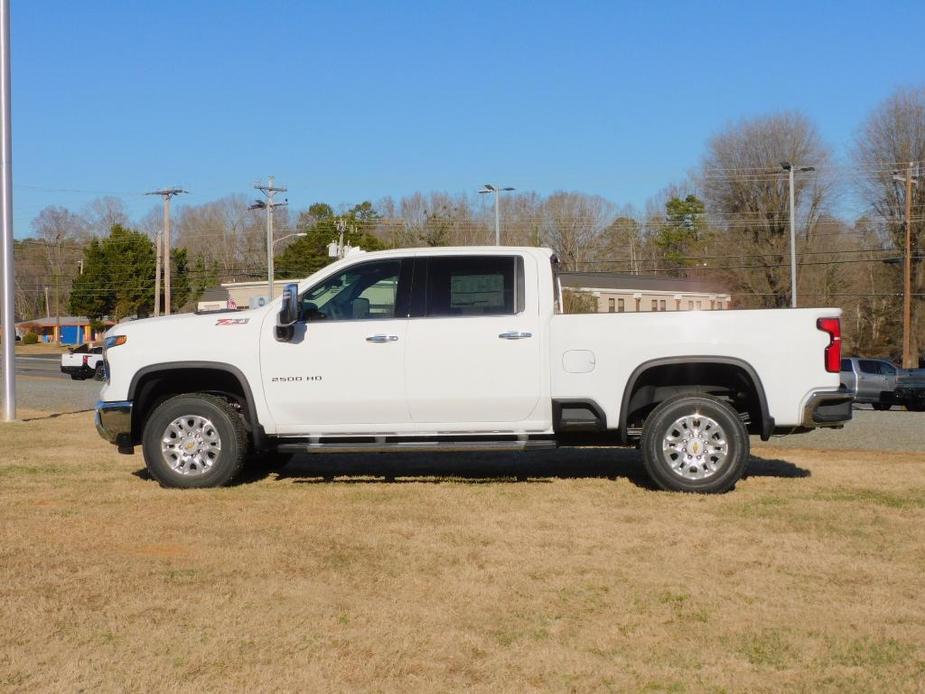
[215,318,250,326]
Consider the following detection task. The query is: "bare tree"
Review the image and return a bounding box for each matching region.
[12,240,49,320]
[700,112,832,307]
[173,195,265,281]
[854,87,925,361]
[594,206,643,273]
[542,192,615,271]
[395,192,487,247]
[83,196,129,238]
[31,206,86,330]
[494,192,545,247]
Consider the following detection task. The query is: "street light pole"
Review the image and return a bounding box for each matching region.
[0,0,14,421]
[780,162,814,308]
[479,184,515,246]
[272,232,306,247]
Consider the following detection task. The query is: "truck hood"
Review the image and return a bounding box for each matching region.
[108,309,263,336]
[105,308,269,368]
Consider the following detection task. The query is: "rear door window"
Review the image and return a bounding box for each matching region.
[858,360,880,375]
[418,256,524,317]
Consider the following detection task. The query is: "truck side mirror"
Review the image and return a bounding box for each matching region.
[275,283,299,342]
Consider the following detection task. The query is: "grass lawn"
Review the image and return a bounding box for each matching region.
[13,343,71,355]
[1,411,924,692]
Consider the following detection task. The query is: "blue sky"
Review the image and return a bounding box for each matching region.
[11,0,925,236]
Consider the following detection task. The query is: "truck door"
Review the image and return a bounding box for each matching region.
[878,360,898,393]
[260,259,412,433]
[403,254,543,427]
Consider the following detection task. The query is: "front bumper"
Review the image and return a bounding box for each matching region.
[95,400,133,447]
[801,390,853,428]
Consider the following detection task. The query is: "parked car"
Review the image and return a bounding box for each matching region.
[895,368,925,412]
[95,246,851,493]
[839,357,900,409]
[61,344,105,381]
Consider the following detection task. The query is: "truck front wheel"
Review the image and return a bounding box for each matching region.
[640,394,749,494]
[142,393,248,488]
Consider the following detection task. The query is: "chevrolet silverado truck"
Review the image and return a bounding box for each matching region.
[61,344,105,381]
[95,246,851,493]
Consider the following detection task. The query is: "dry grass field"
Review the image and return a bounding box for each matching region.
[2,411,925,692]
[13,343,70,355]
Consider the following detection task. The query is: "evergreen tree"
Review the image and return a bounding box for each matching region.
[276,201,384,279]
[69,224,193,319]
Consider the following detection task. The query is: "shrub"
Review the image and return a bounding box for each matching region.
[22,332,39,345]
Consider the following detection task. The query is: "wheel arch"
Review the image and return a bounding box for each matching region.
[619,356,773,441]
[128,361,263,445]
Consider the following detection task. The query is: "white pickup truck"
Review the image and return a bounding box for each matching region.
[61,344,105,380]
[95,246,851,492]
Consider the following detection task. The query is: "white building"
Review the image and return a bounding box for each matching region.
[559,272,731,313]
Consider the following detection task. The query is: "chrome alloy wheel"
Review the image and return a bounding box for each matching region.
[160,415,222,476]
[660,412,729,481]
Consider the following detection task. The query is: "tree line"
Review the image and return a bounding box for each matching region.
[12,86,925,360]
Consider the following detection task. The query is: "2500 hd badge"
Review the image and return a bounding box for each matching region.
[270,375,323,383]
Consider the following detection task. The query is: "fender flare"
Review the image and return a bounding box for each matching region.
[128,361,262,435]
[619,356,774,440]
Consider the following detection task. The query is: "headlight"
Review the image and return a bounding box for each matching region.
[104,335,127,349]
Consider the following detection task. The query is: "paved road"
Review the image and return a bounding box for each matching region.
[1,354,100,413]
[754,406,925,452]
[15,354,64,376]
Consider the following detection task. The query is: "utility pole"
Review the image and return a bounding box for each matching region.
[250,177,288,301]
[780,162,815,308]
[893,163,920,369]
[153,231,162,317]
[0,0,15,421]
[145,188,187,316]
[44,287,50,318]
[478,184,515,245]
[54,234,60,342]
[335,218,346,258]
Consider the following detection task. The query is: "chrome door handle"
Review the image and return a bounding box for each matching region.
[498,331,532,340]
[366,334,399,343]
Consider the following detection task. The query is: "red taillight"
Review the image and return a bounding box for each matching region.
[82,355,89,366]
[817,317,841,373]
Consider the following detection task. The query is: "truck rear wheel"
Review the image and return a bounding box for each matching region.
[640,394,749,494]
[142,393,248,489]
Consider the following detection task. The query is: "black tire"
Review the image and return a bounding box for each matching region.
[142,393,248,489]
[93,362,106,381]
[872,402,892,411]
[906,403,925,412]
[640,394,749,494]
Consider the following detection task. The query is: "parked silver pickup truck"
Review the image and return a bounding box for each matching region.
[840,357,898,409]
